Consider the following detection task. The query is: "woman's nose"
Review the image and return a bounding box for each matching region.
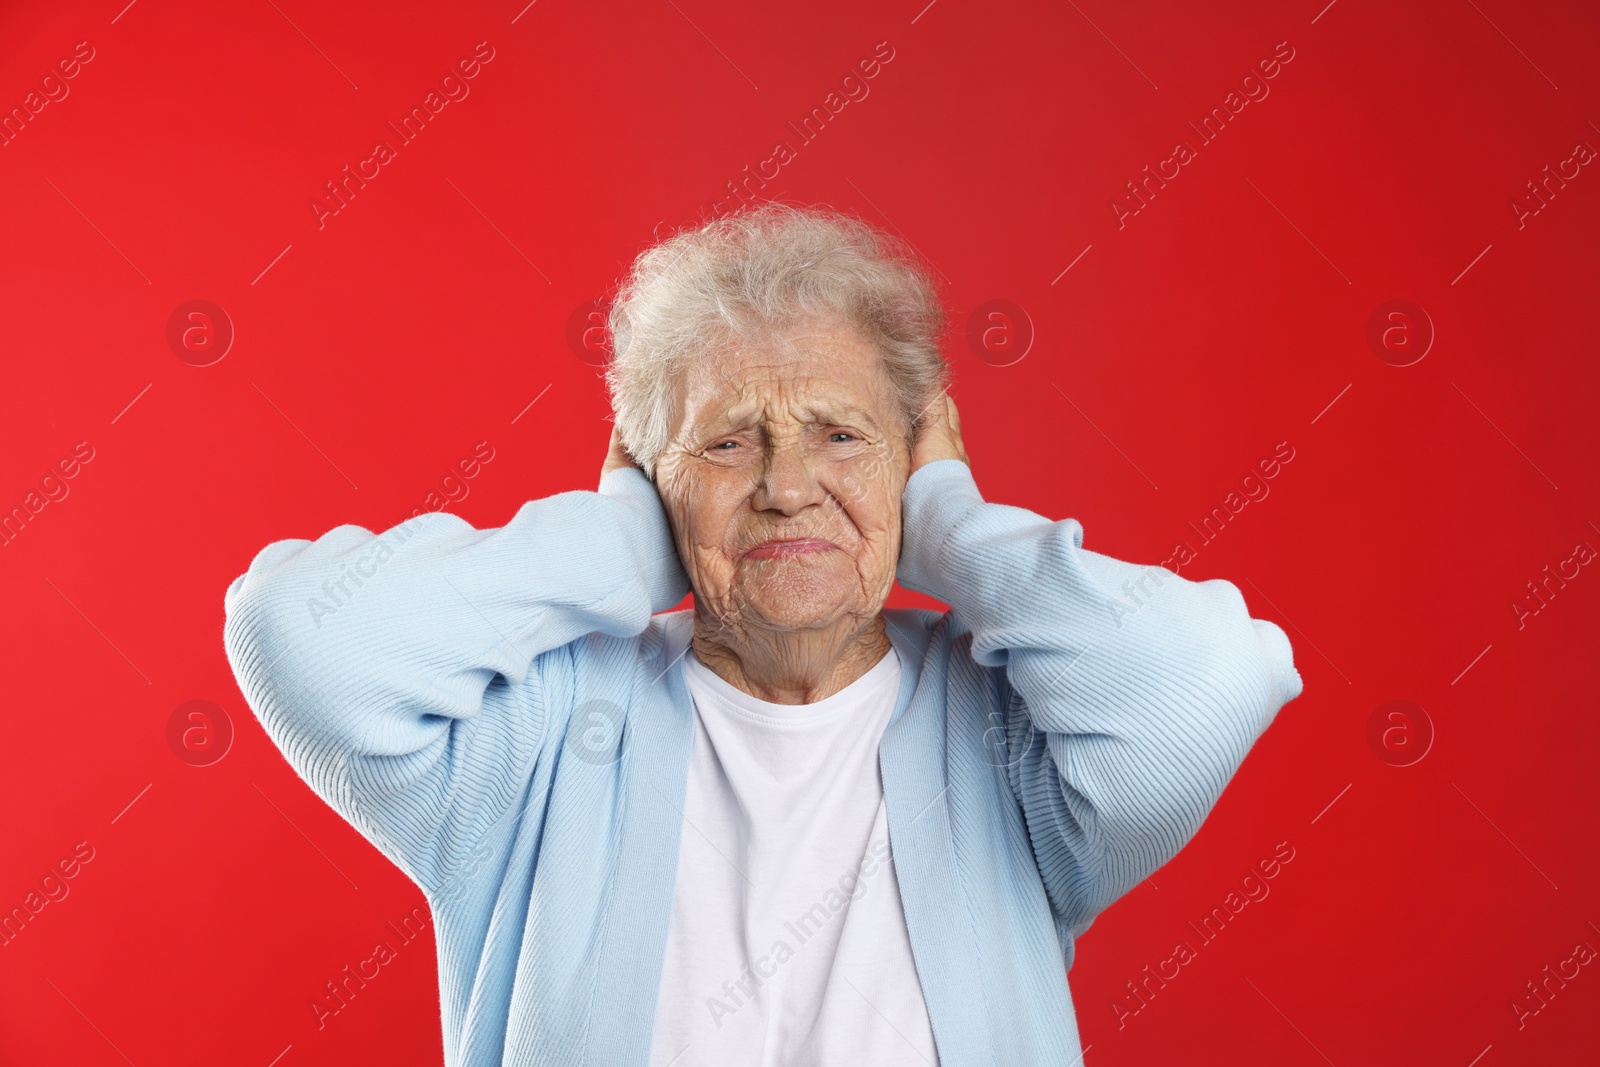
[751,438,824,515]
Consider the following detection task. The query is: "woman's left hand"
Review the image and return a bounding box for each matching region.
[910,392,969,474]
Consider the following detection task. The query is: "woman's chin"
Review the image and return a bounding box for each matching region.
[714,553,885,633]
[739,592,858,633]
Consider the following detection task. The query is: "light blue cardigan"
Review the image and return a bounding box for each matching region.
[222,458,1303,1066]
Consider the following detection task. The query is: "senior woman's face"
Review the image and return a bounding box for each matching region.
[653,321,912,636]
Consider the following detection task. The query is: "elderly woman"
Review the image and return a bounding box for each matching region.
[223,205,1302,1066]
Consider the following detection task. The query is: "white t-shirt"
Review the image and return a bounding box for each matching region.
[646,645,940,1067]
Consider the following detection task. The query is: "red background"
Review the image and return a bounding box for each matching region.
[2,1,1597,1064]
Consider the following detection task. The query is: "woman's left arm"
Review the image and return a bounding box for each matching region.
[896,455,1304,936]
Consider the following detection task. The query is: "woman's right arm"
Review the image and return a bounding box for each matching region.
[221,464,689,894]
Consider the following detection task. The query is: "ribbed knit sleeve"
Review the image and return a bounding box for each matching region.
[221,467,690,893]
[897,459,1303,936]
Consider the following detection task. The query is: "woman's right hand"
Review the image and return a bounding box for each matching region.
[600,422,644,483]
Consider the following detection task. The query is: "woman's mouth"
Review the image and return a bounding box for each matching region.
[743,538,840,559]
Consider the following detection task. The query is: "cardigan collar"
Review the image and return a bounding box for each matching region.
[588,608,993,1066]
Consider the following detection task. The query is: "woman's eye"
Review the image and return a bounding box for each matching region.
[828,432,856,443]
[710,441,739,451]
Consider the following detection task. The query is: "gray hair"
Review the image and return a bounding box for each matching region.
[604,202,949,478]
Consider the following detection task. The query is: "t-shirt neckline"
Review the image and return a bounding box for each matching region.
[683,644,901,726]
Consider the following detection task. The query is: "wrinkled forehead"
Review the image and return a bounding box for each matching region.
[671,321,903,435]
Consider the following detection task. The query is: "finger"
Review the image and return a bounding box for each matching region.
[601,423,635,479]
[915,389,949,428]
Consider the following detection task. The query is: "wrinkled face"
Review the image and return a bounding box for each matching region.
[653,320,912,638]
